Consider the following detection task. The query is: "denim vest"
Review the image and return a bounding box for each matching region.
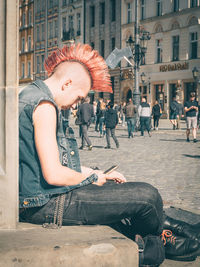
[19,80,96,208]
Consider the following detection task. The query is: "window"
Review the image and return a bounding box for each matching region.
[111,37,115,51]
[111,0,116,22]
[28,61,31,77]
[190,0,197,7]
[156,0,162,16]
[28,10,32,25]
[21,63,25,78]
[21,37,25,52]
[100,2,105,25]
[36,25,40,41]
[22,12,26,26]
[173,0,179,12]
[37,0,40,13]
[91,42,95,49]
[42,0,45,11]
[190,32,198,59]
[141,0,145,20]
[77,13,81,35]
[172,35,179,61]
[41,55,45,71]
[62,17,66,32]
[101,40,105,58]
[90,5,95,27]
[41,23,45,41]
[63,0,67,6]
[36,56,40,73]
[69,15,74,30]
[48,21,53,38]
[127,3,132,24]
[54,20,58,37]
[156,39,162,63]
[28,36,31,51]
[49,0,53,9]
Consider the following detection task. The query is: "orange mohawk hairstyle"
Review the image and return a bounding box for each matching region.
[44,43,112,93]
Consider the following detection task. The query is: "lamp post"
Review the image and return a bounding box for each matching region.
[126,0,151,108]
[192,66,200,100]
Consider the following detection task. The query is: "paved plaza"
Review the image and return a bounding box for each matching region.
[72,117,200,267]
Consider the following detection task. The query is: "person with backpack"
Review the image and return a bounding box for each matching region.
[170,96,179,130]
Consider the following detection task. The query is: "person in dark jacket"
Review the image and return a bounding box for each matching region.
[176,100,184,130]
[170,97,179,130]
[124,98,137,138]
[78,96,94,150]
[152,100,162,130]
[104,101,119,149]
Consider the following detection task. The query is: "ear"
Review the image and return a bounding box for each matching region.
[62,79,72,91]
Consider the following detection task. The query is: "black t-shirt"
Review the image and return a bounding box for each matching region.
[184,100,198,117]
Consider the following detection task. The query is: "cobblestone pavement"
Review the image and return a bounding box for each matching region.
[71,118,200,266]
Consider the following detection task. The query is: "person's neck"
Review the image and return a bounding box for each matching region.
[44,77,62,104]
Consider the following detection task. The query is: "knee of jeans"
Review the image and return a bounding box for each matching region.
[137,182,162,206]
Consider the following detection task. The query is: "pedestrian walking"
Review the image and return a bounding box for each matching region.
[170,96,179,130]
[104,101,119,149]
[78,96,94,150]
[95,98,103,132]
[176,99,184,130]
[138,97,152,137]
[184,92,198,143]
[124,98,137,138]
[99,101,106,137]
[152,100,162,130]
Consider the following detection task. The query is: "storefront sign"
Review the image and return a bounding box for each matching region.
[160,62,189,72]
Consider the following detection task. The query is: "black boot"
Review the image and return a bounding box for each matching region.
[161,230,200,261]
[163,215,200,242]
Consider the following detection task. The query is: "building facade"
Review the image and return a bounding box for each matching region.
[84,0,122,103]
[121,0,200,117]
[19,0,34,86]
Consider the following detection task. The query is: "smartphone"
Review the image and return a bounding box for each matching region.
[103,165,118,174]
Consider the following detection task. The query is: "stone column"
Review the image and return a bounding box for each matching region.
[0,0,19,229]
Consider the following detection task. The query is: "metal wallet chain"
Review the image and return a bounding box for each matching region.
[42,193,66,229]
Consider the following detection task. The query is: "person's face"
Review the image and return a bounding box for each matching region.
[60,73,91,110]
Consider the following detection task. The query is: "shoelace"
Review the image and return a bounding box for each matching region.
[161,229,176,245]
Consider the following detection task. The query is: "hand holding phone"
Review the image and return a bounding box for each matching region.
[103,165,118,174]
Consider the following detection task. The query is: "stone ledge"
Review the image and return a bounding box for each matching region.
[0,223,139,267]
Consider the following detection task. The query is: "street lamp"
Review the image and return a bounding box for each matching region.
[126,0,151,109]
[140,72,146,84]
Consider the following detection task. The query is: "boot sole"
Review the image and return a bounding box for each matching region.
[166,247,200,262]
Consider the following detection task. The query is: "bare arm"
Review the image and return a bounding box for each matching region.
[33,101,87,186]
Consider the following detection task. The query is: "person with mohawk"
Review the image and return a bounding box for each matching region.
[19,44,200,266]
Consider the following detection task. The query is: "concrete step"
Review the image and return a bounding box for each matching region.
[0,223,139,267]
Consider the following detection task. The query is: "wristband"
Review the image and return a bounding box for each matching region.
[87,173,98,183]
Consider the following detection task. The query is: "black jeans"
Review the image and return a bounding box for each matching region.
[106,127,119,148]
[81,124,92,147]
[20,182,163,239]
[153,115,160,128]
[140,117,151,136]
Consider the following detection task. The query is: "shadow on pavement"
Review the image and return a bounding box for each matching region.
[159,139,186,142]
[183,154,200,159]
